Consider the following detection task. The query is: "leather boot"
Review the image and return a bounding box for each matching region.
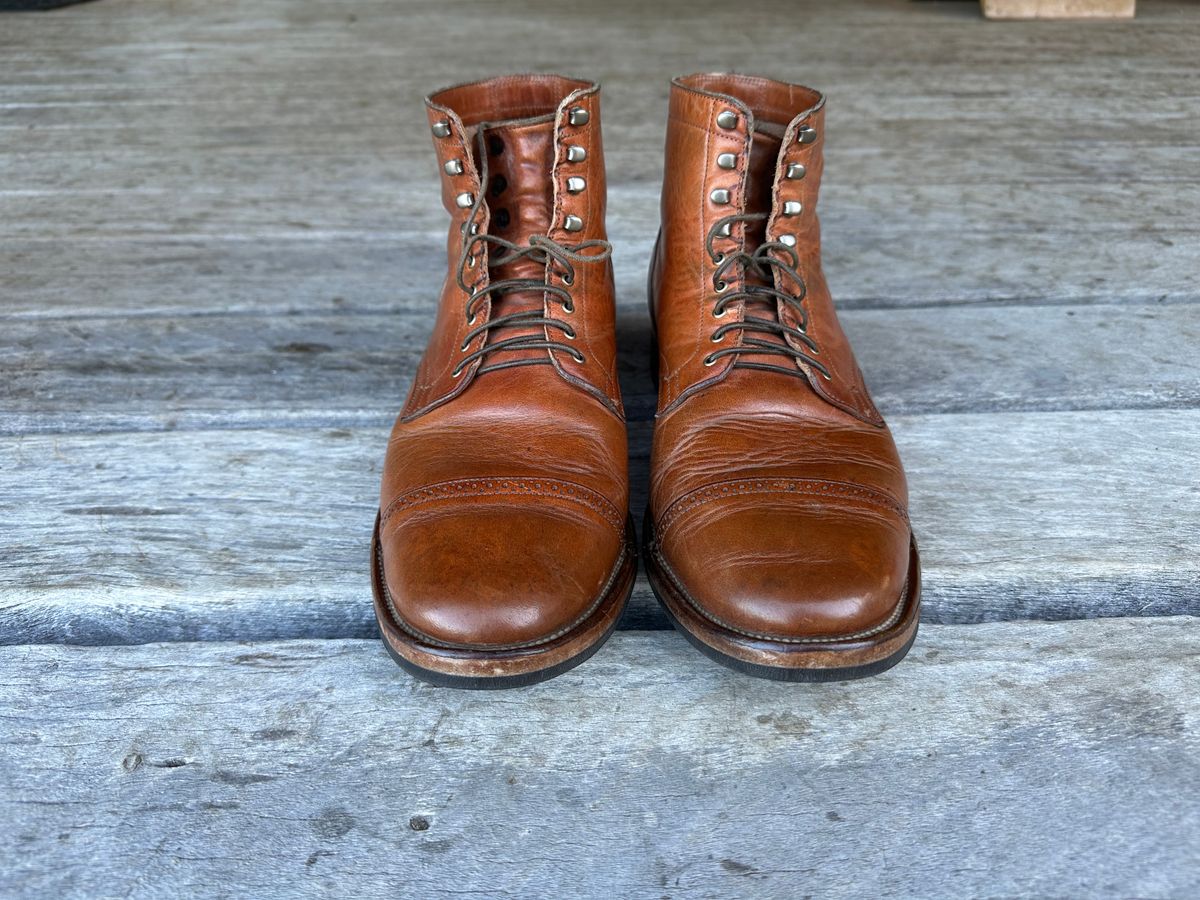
[373,75,635,688]
[645,74,920,680]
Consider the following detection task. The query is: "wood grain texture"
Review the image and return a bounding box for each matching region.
[3,2,1198,894]
[3,0,1199,319]
[3,302,1198,435]
[4,409,1197,645]
[2,621,1198,899]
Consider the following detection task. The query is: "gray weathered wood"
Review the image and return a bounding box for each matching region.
[3,0,1200,319]
[4,219,1196,322]
[2,620,1198,898]
[3,302,1198,436]
[3,409,1197,645]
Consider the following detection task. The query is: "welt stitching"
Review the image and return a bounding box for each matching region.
[657,478,908,537]
[381,477,624,534]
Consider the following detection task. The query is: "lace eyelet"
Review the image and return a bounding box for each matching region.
[571,351,586,364]
[703,354,718,367]
[562,273,574,285]
[712,252,725,264]
[466,313,478,325]
[712,306,728,319]
[564,327,577,340]
[711,330,724,343]
[451,365,465,378]
[467,255,477,269]
[714,280,728,293]
[562,302,575,314]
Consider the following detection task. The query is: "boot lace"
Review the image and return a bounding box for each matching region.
[703,212,830,380]
[451,128,612,378]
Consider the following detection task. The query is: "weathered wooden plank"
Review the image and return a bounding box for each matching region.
[0,120,1195,192]
[2,187,1197,317]
[2,176,1197,318]
[6,225,1197,321]
[2,409,1197,645]
[3,1,1200,318]
[2,621,1198,898]
[3,302,1198,436]
[6,175,1197,241]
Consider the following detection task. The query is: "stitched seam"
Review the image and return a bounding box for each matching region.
[657,478,908,539]
[651,541,908,645]
[377,534,629,651]
[381,477,624,535]
[666,115,738,137]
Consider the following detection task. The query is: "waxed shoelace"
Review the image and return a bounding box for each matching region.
[702,212,831,381]
[451,126,612,378]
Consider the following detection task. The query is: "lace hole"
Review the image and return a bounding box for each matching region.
[466,314,477,325]
[713,252,725,264]
[712,306,728,319]
[703,354,717,367]
[711,331,724,343]
[714,280,728,293]
[562,273,574,285]
[451,365,465,378]
[489,175,507,197]
[563,302,575,314]
[467,255,477,269]
[572,351,585,364]
[564,327,577,340]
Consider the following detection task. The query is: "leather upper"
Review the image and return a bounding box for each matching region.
[648,74,913,642]
[380,75,628,650]
[405,75,622,420]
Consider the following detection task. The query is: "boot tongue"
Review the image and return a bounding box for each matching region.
[475,116,556,295]
[735,124,791,358]
[742,124,783,248]
[464,115,558,369]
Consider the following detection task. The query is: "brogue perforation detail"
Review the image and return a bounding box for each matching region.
[381,477,625,535]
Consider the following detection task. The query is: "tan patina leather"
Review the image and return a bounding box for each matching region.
[374,75,633,685]
[646,74,919,677]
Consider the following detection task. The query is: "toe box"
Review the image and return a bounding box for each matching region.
[379,493,625,650]
[656,489,911,642]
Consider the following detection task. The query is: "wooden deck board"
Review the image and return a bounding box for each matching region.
[2,620,1198,898]
[4,408,1197,645]
[4,2,1200,320]
[3,0,1199,894]
[3,302,1199,436]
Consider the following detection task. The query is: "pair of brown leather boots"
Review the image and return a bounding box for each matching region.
[371,74,920,688]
